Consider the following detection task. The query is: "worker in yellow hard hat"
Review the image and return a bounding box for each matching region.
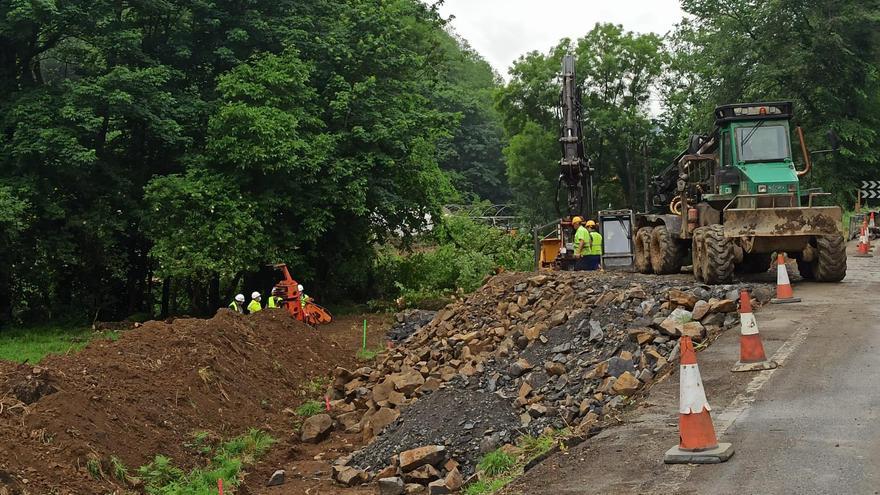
[585,220,604,271]
[572,216,590,270]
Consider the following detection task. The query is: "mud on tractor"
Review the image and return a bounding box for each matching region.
[633,102,846,283]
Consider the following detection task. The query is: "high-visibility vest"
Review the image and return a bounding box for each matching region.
[247,300,262,313]
[574,226,590,256]
[589,231,603,256]
[300,294,310,307]
[267,295,281,308]
[228,301,243,313]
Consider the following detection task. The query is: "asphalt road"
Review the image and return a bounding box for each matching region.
[507,247,880,495]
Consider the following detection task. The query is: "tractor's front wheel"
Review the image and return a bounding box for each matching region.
[814,234,847,282]
[634,227,654,274]
[700,225,735,284]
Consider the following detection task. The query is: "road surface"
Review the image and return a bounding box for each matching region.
[507,247,880,495]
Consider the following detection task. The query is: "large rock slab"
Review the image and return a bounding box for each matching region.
[611,371,641,396]
[399,445,447,472]
[301,413,333,443]
[379,477,405,495]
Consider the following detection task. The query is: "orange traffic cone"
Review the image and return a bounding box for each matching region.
[664,336,734,464]
[771,254,801,303]
[732,289,778,372]
[856,226,874,258]
[870,212,876,229]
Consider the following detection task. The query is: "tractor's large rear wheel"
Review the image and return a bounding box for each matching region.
[795,257,815,280]
[813,234,847,282]
[701,225,735,284]
[634,227,653,274]
[650,226,683,274]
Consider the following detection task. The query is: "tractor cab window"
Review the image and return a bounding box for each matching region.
[735,124,791,162]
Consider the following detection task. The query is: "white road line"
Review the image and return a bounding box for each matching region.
[714,323,812,435]
[654,312,822,494]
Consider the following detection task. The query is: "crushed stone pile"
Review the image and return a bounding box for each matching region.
[0,310,348,494]
[387,309,438,343]
[330,271,773,489]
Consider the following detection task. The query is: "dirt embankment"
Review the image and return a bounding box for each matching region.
[0,310,360,494]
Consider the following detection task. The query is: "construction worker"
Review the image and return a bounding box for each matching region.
[266,290,282,309]
[248,291,263,313]
[572,216,591,271]
[298,284,311,308]
[585,220,604,271]
[228,294,245,313]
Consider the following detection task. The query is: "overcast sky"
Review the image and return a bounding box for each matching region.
[434,0,685,77]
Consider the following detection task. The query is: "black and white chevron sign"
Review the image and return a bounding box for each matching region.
[862,181,880,199]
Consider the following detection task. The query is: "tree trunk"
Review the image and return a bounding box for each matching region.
[208,274,220,312]
[161,276,171,318]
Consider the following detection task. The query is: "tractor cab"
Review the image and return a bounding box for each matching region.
[708,102,802,207]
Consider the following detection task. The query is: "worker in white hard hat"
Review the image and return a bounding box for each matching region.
[248,291,263,313]
[228,294,246,314]
[298,284,311,309]
[266,288,283,309]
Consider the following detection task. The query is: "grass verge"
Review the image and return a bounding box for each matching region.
[0,324,119,364]
[464,429,571,495]
[138,429,275,494]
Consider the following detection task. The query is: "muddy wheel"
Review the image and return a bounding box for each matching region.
[650,225,683,275]
[692,227,707,282]
[634,227,654,274]
[814,234,847,282]
[796,256,815,280]
[736,253,772,274]
[701,225,735,284]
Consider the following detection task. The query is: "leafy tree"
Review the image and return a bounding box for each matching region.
[432,33,509,203]
[497,24,665,222]
[665,0,880,205]
[0,0,485,323]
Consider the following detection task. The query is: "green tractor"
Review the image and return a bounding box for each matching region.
[633,102,846,283]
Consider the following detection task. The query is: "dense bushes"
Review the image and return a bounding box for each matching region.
[374,215,532,308]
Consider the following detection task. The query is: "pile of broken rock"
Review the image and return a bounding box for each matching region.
[324,272,773,491]
[337,445,462,494]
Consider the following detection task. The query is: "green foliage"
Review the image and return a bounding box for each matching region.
[138,455,185,492]
[477,450,517,477]
[139,430,274,495]
[109,455,129,483]
[86,456,104,480]
[0,325,114,364]
[184,432,215,456]
[497,24,665,222]
[356,346,384,362]
[463,476,514,495]
[295,400,324,418]
[0,0,504,323]
[303,377,330,396]
[518,428,568,462]
[374,215,532,307]
[665,0,880,207]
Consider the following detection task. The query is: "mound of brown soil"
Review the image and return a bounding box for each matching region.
[0,309,349,493]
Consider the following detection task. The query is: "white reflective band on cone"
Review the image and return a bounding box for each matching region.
[777,262,791,285]
[740,313,759,336]
[679,364,711,414]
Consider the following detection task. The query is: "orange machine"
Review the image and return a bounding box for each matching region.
[272,264,333,325]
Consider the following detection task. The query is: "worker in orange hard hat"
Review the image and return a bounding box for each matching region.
[572,216,590,270]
